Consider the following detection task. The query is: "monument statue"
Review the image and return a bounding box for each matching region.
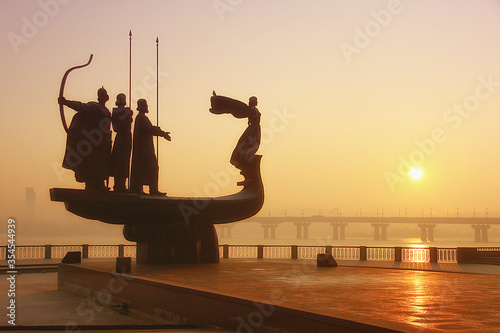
[130,98,171,196]
[110,93,133,193]
[58,87,112,192]
[210,91,261,185]
[50,55,264,264]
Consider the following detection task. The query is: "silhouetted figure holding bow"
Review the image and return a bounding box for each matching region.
[59,87,112,191]
[130,99,171,195]
[110,93,133,192]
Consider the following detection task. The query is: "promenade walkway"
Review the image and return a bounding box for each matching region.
[1,259,500,332]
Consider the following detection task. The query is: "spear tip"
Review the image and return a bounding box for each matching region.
[129,30,132,37]
[156,36,159,44]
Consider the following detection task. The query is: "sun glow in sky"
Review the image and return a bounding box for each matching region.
[410,168,423,180]
[1,0,500,232]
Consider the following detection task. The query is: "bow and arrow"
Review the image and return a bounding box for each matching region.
[58,35,161,136]
[58,54,94,133]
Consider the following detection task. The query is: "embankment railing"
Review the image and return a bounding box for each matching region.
[3,244,498,264]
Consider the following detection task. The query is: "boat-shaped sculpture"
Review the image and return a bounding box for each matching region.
[50,156,263,226]
[50,87,264,264]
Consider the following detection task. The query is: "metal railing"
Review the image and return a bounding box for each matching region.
[52,245,83,259]
[124,245,136,257]
[0,244,136,260]
[477,247,500,252]
[218,245,463,263]
[15,246,45,259]
[402,248,429,262]
[228,245,258,259]
[437,248,457,262]
[264,246,291,259]
[331,246,359,260]
[6,244,500,264]
[367,247,394,261]
[88,245,119,258]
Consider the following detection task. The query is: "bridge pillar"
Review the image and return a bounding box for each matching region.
[225,225,233,238]
[418,223,426,242]
[261,223,278,239]
[418,223,436,242]
[332,223,339,240]
[217,225,233,238]
[472,225,481,242]
[427,224,436,242]
[371,223,388,241]
[339,222,347,240]
[380,223,389,241]
[471,224,490,242]
[482,225,490,242]
[294,222,311,240]
[330,222,348,240]
[372,223,380,241]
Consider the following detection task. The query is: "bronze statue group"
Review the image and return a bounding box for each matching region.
[59,88,260,196]
[59,88,171,195]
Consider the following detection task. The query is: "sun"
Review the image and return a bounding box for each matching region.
[410,168,423,180]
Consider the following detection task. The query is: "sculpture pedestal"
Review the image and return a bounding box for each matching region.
[125,221,219,264]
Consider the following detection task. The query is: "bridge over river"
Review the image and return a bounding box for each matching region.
[216,216,500,243]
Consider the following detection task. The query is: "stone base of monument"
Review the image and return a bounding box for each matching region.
[124,221,220,264]
[116,257,131,273]
[58,261,398,332]
[317,253,338,267]
[62,251,82,264]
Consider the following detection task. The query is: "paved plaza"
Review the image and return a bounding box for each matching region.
[1,259,500,332]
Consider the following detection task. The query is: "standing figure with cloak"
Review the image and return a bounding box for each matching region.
[130,99,171,195]
[59,87,112,191]
[230,96,261,172]
[110,93,133,192]
[210,92,261,183]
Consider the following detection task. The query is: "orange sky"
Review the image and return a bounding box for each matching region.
[1,0,500,236]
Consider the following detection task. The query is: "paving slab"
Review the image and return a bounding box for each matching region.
[2,260,500,332]
[337,258,500,275]
[0,272,230,332]
[60,259,500,332]
[0,272,151,326]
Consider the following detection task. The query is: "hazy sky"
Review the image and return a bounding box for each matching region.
[2,0,500,229]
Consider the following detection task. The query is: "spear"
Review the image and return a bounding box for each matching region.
[156,36,159,159]
[128,30,132,190]
[129,30,132,106]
